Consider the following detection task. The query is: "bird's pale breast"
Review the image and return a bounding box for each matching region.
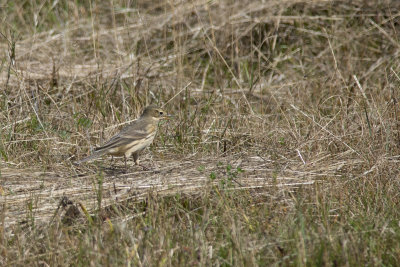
[124,133,155,157]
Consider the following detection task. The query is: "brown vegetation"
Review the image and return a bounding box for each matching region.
[1,0,400,265]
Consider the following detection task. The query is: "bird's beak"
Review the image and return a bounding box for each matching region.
[163,114,173,120]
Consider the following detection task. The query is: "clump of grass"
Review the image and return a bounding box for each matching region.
[4,181,400,266]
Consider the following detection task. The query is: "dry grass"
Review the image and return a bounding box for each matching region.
[1,0,400,265]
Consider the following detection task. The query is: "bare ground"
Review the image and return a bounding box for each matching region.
[2,152,323,228]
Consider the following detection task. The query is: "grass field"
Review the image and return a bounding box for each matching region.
[1,0,400,265]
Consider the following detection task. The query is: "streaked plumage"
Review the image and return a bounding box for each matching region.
[76,105,166,168]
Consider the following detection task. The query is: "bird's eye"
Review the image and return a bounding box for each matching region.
[159,111,163,115]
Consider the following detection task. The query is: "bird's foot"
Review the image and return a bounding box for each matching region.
[135,162,148,171]
[138,164,149,171]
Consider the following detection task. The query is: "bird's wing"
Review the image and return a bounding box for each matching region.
[95,120,152,152]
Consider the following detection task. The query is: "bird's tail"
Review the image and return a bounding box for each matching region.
[74,150,106,165]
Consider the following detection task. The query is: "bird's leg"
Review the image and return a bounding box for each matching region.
[133,153,139,166]
[124,155,127,170]
[133,153,149,171]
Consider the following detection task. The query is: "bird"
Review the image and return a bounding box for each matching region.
[75,105,166,169]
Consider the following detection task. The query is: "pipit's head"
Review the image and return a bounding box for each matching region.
[141,105,166,121]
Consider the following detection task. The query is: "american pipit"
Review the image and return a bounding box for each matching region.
[75,105,166,169]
